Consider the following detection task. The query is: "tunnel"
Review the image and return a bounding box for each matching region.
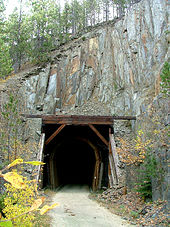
[42,124,110,190]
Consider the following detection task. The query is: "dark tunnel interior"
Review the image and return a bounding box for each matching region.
[53,139,96,185]
[42,124,110,189]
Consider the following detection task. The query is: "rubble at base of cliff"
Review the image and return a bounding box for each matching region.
[90,187,169,226]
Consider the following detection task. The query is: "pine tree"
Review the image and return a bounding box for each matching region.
[28,0,52,62]
[160,62,170,96]
[102,0,110,21]
[0,38,13,78]
[0,0,13,78]
[0,0,5,30]
[135,151,157,200]
[6,2,30,71]
[47,0,63,45]
[62,1,72,36]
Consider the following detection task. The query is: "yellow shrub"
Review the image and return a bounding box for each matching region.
[117,130,152,165]
[3,175,37,226]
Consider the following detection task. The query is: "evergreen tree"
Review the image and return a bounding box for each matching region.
[160,62,170,96]
[29,0,48,62]
[0,0,5,30]
[0,37,13,78]
[6,2,30,71]
[70,0,84,34]
[102,0,110,21]
[62,1,72,36]
[135,151,157,200]
[46,0,63,45]
[0,0,13,77]
[85,0,97,26]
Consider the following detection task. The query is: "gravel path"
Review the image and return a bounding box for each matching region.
[49,185,133,227]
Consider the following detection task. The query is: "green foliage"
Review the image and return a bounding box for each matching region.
[28,0,52,63]
[130,210,139,218]
[0,38,13,78]
[0,94,22,163]
[0,0,141,68]
[135,151,157,200]
[0,0,13,77]
[0,0,5,29]
[0,193,6,213]
[6,7,31,70]
[160,62,170,96]
[0,220,13,227]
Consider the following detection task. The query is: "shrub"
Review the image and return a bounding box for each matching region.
[160,62,170,96]
[0,159,59,226]
[3,178,36,226]
[134,151,157,200]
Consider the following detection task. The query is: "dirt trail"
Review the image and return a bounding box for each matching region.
[49,185,133,227]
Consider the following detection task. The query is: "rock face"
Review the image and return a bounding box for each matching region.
[0,0,169,200]
[15,0,168,118]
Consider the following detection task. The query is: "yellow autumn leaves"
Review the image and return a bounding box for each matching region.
[40,204,59,215]
[5,158,45,170]
[30,198,59,215]
[6,159,24,169]
[0,159,59,225]
[117,130,153,165]
[2,172,26,189]
[0,159,45,189]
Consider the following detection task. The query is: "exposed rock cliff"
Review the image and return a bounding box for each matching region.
[8,0,167,118]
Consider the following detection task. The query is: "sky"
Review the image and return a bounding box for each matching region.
[6,0,24,15]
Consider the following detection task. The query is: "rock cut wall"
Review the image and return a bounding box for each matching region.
[14,0,169,118]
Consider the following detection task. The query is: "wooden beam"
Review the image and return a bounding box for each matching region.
[109,142,118,184]
[36,133,45,185]
[108,143,113,187]
[109,133,119,176]
[109,130,119,184]
[21,114,136,125]
[89,124,109,146]
[42,120,113,125]
[45,124,66,145]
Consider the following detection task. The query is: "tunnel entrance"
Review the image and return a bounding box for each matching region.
[23,114,136,190]
[42,123,110,190]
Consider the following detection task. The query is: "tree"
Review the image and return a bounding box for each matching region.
[113,0,126,17]
[28,0,56,62]
[85,0,97,26]
[160,62,170,96]
[0,38,13,78]
[0,0,5,31]
[0,94,22,162]
[6,3,30,71]
[0,0,13,77]
[62,1,71,36]
[46,0,63,45]
[102,0,110,22]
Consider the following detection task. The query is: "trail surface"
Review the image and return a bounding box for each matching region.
[49,185,133,227]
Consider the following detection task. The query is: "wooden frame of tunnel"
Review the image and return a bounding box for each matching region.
[24,114,136,190]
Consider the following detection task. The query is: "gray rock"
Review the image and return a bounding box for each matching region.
[34,64,51,106]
